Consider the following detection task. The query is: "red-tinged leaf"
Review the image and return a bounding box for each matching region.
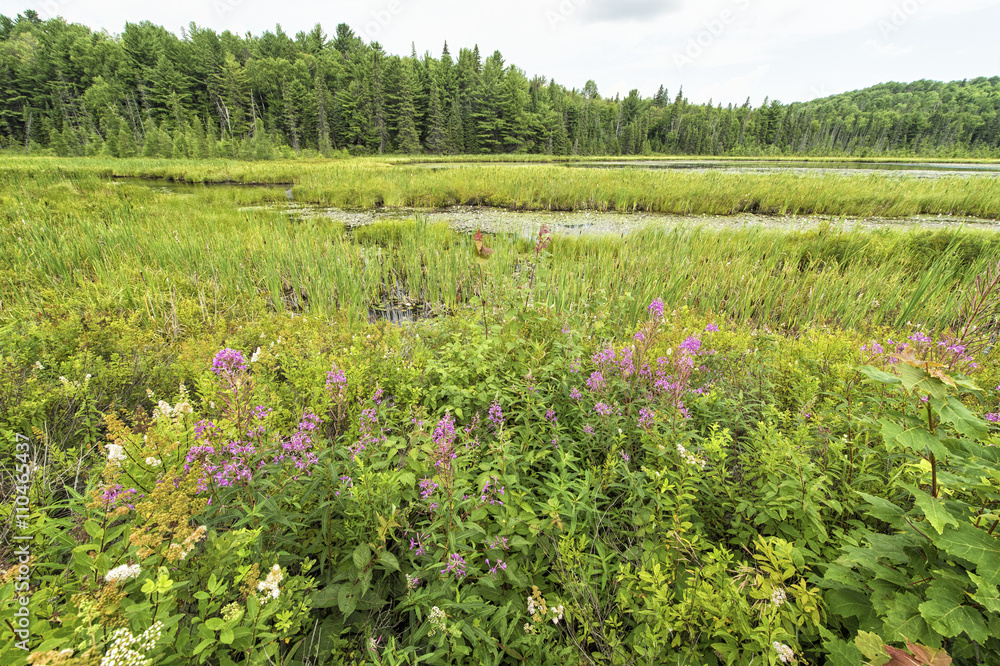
[884,646,922,666]
[905,642,951,666]
[883,642,952,666]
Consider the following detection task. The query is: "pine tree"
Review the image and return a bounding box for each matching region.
[426,79,446,154]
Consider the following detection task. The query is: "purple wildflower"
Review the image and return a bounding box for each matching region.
[586,371,606,392]
[704,323,719,332]
[488,400,504,429]
[326,367,347,390]
[409,532,429,557]
[679,336,702,354]
[634,331,646,342]
[986,413,1000,423]
[486,558,507,576]
[419,477,439,499]
[638,407,654,430]
[582,424,595,434]
[594,402,612,417]
[433,412,458,471]
[212,348,247,377]
[648,298,665,320]
[440,553,467,579]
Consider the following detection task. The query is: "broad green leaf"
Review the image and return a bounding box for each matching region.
[338,584,357,616]
[900,483,958,534]
[353,543,371,571]
[378,551,399,572]
[204,618,224,631]
[219,628,234,645]
[855,631,891,665]
[968,572,1000,613]
[825,588,875,622]
[937,396,988,440]
[856,492,905,525]
[312,584,339,609]
[897,362,949,400]
[936,521,1000,586]
[822,637,865,666]
[859,365,902,386]
[919,591,988,643]
[883,592,931,644]
[895,426,950,459]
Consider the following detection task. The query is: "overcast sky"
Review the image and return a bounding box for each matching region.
[12,0,1000,106]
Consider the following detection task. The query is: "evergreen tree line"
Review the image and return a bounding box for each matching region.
[3,10,1000,159]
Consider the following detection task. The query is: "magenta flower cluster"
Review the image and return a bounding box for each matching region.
[212,348,248,377]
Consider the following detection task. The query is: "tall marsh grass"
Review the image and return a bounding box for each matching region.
[2,164,998,335]
[5,156,1000,218]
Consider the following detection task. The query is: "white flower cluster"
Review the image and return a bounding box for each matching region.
[106,443,127,465]
[145,457,162,467]
[100,621,163,666]
[773,642,794,663]
[34,361,44,370]
[257,564,283,601]
[676,443,706,468]
[428,606,447,636]
[105,564,141,583]
[771,587,787,607]
[550,604,565,625]
[250,347,262,363]
[153,401,193,420]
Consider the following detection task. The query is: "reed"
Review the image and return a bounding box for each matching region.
[2,165,998,336]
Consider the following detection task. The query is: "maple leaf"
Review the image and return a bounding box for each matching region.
[884,641,952,666]
[892,346,957,387]
[473,229,494,259]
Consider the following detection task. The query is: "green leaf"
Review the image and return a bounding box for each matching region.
[378,551,399,572]
[968,572,1000,613]
[883,592,931,644]
[859,365,902,386]
[895,426,950,459]
[312,584,339,609]
[84,519,102,538]
[919,581,989,642]
[936,521,1000,586]
[353,543,371,571]
[900,483,958,534]
[219,628,234,645]
[855,631,890,665]
[897,362,949,400]
[856,492,906,525]
[204,618,224,631]
[938,396,988,440]
[338,584,357,616]
[825,588,876,622]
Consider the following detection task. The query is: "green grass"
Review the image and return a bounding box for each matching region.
[2,162,999,336]
[4,156,1000,218]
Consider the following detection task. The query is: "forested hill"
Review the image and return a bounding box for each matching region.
[2,10,999,159]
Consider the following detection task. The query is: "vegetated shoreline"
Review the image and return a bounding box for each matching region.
[7,155,1000,220]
